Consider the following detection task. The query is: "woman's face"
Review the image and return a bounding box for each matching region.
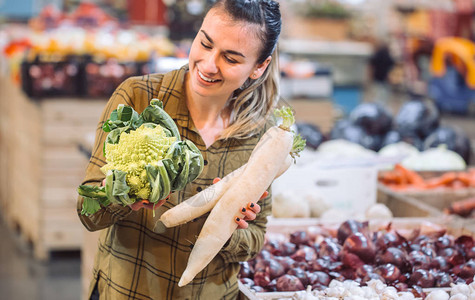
[187,8,270,100]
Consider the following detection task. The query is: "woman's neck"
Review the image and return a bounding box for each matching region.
[185,74,231,147]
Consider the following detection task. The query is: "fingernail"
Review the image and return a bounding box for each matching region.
[236,217,240,221]
[241,208,246,212]
[250,203,255,208]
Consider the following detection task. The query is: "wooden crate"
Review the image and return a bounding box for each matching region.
[389,187,475,213]
[378,181,475,231]
[239,217,472,300]
[283,17,350,41]
[377,183,445,218]
[378,169,475,212]
[0,75,107,260]
[289,99,336,134]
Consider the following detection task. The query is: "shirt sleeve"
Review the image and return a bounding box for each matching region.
[76,78,138,231]
[218,188,272,264]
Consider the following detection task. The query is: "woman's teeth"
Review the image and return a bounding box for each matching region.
[198,71,218,82]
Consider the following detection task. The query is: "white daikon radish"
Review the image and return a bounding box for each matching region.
[177,107,305,286]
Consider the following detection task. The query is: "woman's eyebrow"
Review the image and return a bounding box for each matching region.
[201,30,246,58]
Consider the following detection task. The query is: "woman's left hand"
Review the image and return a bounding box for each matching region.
[235,201,264,229]
[213,178,268,229]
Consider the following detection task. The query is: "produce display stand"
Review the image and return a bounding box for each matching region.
[238,217,471,300]
[378,180,475,230]
[382,185,475,212]
[0,75,107,260]
[377,183,444,218]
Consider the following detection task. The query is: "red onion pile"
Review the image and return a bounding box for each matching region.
[239,220,475,297]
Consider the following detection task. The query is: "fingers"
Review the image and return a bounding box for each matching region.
[235,217,248,229]
[154,197,168,208]
[248,202,261,214]
[102,179,106,186]
[235,202,261,229]
[240,207,256,221]
[239,203,260,221]
[129,201,146,211]
[213,177,221,184]
[259,191,269,200]
[130,194,170,211]
[142,200,156,210]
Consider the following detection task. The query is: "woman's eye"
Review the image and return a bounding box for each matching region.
[224,56,237,64]
[201,42,211,49]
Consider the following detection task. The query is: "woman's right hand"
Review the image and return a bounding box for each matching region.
[129,199,167,211]
[102,179,168,211]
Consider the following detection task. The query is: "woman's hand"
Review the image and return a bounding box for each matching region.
[212,178,268,229]
[129,198,168,211]
[102,178,168,211]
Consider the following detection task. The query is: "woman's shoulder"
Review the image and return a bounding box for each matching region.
[120,66,187,100]
[124,65,188,86]
[108,74,164,113]
[121,73,166,90]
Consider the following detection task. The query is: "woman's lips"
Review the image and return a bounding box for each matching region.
[198,70,220,83]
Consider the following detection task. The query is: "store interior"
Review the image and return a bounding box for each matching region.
[1,0,475,299]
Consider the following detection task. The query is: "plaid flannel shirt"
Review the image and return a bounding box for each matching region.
[77,65,272,300]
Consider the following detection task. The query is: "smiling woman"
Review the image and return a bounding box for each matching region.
[185,7,273,146]
[185,0,281,145]
[77,0,283,299]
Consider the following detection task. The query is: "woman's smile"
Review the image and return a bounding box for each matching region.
[197,69,221,83]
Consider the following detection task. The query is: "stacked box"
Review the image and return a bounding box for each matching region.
[0,75,106,260]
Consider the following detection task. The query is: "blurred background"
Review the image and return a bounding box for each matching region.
[1,0,475,299]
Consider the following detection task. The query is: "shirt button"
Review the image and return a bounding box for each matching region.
[196,187,202,192]
[204,159,208,166]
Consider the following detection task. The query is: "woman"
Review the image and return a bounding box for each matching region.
[78,0,282,299]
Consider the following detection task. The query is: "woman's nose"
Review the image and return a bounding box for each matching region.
[201,51,219,74]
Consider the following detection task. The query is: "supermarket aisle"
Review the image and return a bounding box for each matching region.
[0,95,473,300]
[0,216,82,300]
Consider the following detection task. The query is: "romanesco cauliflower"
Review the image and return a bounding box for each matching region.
[78,99,204,216]
[100,124,176,200]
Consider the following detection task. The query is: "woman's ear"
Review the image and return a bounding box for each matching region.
[250,56,272,79]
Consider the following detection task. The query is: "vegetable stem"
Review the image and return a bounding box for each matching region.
[290,134,306,159]
[274,107,295,131]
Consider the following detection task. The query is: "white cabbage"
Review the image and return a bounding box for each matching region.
[379,142,420,158]
[317,139,377,160]
[402,144,466,171]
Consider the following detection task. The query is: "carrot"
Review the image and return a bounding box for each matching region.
[469,169,475,186]
[456,172,472,187]
[451,179,467,189]
[176,107,304,287]
[160,154,294,227]
[394,164,426,188]
[425,172,458,189]
[445,197,475,217]
[378,171,402,185]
